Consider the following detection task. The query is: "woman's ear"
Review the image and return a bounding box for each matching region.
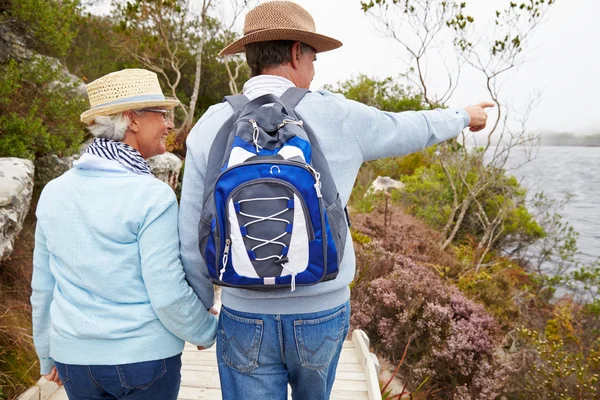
[125,111,139,133]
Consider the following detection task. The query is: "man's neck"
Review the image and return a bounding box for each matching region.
[260,68,299,87]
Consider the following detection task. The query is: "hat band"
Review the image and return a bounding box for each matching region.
[92,94,167,109]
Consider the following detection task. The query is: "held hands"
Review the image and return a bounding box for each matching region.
[43,366,63,387]
[197,306,220,351]
[464,102,495,132]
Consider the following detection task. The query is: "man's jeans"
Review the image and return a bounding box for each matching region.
[216,300,351,400]
[54,354,182,400]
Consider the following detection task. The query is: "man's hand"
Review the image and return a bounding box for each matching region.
[43,367,62,387]
[197,306,220,351]
[464,102,495,132]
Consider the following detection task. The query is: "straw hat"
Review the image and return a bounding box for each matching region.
[219,1,342,56]
[80,69,179,125]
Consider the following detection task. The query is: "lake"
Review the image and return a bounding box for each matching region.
[502,146,599,266]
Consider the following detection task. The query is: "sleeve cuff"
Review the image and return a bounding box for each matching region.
[39,357,56,375]
[455,108,470,129]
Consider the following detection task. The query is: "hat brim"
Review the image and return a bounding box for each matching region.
[80,99,180,125]
[219,28,342,56]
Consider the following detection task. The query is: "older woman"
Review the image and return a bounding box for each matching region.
[31,69,216,400]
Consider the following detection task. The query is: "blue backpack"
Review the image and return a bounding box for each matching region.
[198,88,349,291]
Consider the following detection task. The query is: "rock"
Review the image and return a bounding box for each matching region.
[0,158,35,262]
[0,24,87,97]
[34,149,181,191]
[365,176,405,197]
[0,24,34,64]
[147,152,183,190]
[34,154,80,188]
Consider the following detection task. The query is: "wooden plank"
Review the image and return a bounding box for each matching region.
[181,375,367,392]
[39,378,61,400]
[47,388,68,400]
[22,336,375,400]
[178,386,369,400]
[351,330,382,400]
[17,387,39,400]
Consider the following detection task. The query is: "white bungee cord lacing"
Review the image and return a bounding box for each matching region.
[249,118,304,154]
[238,196,298,291]
[229,117,309,291]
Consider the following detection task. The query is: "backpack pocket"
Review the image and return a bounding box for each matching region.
[198,213,219,279]
[324,194,348,267]
[225,178,315,280]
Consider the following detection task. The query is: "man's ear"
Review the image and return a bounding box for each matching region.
[290,42,302,69]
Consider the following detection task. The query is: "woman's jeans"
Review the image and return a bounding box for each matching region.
[54,353,182,400]
[216,300,351,400]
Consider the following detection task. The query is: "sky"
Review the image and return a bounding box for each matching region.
[90,0,600,135]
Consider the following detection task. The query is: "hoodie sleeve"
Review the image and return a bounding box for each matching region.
[31,222,56,375]
[138,194,217,347]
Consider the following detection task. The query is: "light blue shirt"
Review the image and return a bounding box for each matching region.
[179,75,470,314]
[32,156,217,375]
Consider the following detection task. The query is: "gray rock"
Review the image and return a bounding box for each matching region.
[34,154,80,188]
[0,24,87,97]
[148,152,183,190]
[0,158,34,261]
[34,149,181,191]
[365,176,405,197]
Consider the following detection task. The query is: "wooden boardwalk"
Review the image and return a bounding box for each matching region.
[19,330,381,400]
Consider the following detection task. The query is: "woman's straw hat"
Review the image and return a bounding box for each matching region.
[80,69,179,125]
[219,1,342,56]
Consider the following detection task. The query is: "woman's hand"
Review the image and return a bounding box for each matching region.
[197,306,220,351]
[43,367,63,386]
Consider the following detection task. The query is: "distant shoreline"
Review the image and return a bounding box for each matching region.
[540,144,600,147]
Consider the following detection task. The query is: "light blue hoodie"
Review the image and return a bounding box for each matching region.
[179,76,470,315]
[31,155,217,375]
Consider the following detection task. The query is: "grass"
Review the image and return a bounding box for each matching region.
[0,192,40,399]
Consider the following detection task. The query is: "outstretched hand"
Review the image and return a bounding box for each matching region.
[464,102,495,132]
[43,367,62,387]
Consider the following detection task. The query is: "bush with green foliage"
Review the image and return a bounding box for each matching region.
[4,0,81,58]
[396,147,545,253]
[0,59,87,159]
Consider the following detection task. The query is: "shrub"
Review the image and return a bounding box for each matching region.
[350,234,504,399]
[0,59,87,159]
[6,0,81,58]
[509,325,600,399]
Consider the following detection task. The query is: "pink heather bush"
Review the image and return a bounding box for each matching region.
[351,246,504,399]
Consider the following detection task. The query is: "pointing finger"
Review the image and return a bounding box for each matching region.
[476,101,495,109]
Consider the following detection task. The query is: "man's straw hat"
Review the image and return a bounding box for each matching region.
[80,69,179,125]
[219,1,342,56]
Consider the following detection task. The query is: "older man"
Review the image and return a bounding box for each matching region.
[179,1,492,399]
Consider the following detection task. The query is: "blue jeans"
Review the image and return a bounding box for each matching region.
[216,300,350,400]
[54,354,182,400]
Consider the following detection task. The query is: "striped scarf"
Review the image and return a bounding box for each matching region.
[85,138,154,176]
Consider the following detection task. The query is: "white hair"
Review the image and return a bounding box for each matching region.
[87,112,131,140]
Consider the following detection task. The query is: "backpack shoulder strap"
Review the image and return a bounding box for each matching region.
[279,87,310,113]
[224,94,250,112]
[280,87,352,227]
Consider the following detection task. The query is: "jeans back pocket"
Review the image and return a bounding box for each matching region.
[220,307,264,373]
[294,304,348,371]
[117,358,167,390]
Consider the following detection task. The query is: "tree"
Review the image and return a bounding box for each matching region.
[361,0,557,268]
[111,0,252,132]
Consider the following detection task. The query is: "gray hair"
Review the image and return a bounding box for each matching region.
[245,40,315,77]
[87,112,130,140]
